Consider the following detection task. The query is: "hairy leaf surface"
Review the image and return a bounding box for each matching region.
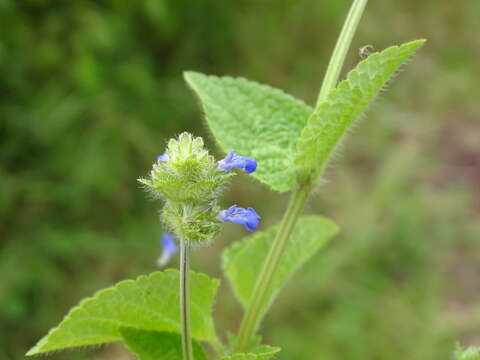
[184,71,313,192]
[221,345,281,360]
[223,215,338,313]
[27,270,219,355]
[120,327,208,360]
[296,40,425,179]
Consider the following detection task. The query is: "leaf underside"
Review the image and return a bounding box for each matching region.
[184,71,313,192]
[120,327,208,360]
[296,39,426,179]
[221,345,281,360]
[223,215,338,317]
[27,270,219,355]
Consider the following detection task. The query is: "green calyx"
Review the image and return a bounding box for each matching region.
[139,132,231,204]
[138,132,231,244]
[162,202,221,244]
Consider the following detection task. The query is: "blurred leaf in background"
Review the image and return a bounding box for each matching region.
[1,0,479,360]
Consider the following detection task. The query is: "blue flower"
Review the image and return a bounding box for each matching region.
[157,152,169,161]
[218,151,257,174]
[156,232,178,267]
[218,205,261,231]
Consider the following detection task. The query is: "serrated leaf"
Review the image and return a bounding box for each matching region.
[223,215,338,313]
[296,39,425,179]
[184,71,313,192]
[27,270,219,355]
[120,327,208,360]
[221,345,281,360]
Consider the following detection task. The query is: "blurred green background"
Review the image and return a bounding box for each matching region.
[1,0,479,359]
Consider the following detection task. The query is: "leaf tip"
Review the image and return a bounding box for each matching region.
[26,339,45,356]
[183,71,205,87]
[405,38,427,51]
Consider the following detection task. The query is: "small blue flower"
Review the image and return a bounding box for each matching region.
[218,151,257,174]
[218,205,261,231]
[156,232,178,267]
[157,152,169,161]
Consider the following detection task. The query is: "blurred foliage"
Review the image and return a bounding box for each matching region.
[0,0,479,360]
[456,344,480,360]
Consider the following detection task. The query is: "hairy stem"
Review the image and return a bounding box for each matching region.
[316,0,368,107]
[180,238,194,360]
[234,0,368,352]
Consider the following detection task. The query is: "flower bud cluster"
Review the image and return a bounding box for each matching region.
[139,132,232,244]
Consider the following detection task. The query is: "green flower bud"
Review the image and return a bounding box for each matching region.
[139,132,232,204]
[138,132,231,244]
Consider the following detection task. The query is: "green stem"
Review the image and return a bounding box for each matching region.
[180,238,194,360]
[316,0,368,107]
[234,185,311,352]
[234,0,368,352]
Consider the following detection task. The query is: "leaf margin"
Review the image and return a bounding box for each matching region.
[26,269,220,356]
[295,39,426,181]
[184,70,314,192]
[220,345,281,360]
[222,215,339,310]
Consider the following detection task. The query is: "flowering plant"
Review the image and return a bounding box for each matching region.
[28,1,469,359]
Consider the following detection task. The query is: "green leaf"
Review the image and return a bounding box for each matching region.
[223,215,338,311]
[27,270,219,355]
[221,345,281,360]
[184,71,313,192]
[120,327,208,360]
[455,344,480,360]
[296,39,425,180]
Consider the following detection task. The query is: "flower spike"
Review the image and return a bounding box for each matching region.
[219,205,261,231]
[218,151,257,174]
[156,232,179,267]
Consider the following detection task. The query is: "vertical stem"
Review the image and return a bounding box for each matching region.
[316,0,368,107]
[234,0,368,352]
[234,186,311,352]
[180,238,194,360]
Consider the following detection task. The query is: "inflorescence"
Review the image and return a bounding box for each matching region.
[139,132,260,255]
